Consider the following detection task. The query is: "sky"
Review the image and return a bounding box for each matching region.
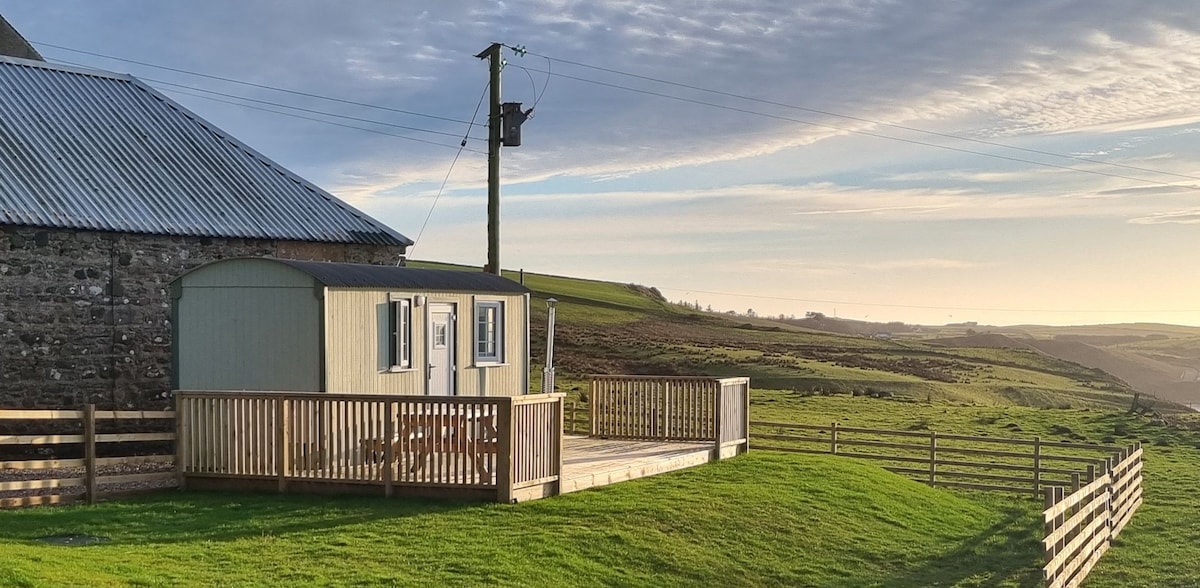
[4,1,1200,326]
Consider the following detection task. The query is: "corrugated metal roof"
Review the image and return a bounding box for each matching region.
[0,55,412,247]
[274,259,530,293]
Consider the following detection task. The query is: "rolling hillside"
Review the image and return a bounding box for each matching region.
[411,261,1170,411]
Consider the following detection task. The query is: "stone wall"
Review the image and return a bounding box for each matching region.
[0,226,405,409]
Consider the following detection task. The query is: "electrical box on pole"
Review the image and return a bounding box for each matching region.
[501,102,530,147]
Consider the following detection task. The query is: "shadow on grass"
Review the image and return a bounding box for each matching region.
[885,505,1044,588]
[0,490,478,546]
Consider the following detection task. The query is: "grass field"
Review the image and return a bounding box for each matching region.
[0,451,1045,587]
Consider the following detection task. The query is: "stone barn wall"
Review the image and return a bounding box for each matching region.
[0,225,404,409]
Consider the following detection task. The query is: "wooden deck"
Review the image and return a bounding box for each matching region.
[176,377,749,503]
[560,436,715,494]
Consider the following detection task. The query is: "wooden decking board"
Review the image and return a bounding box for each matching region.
[559,436,714,494]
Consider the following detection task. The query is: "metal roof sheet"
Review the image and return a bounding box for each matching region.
[275,259,530,293]
[0,55,411,247]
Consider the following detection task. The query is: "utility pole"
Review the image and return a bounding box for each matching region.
[477,43,503,275]
[475,43,531,276]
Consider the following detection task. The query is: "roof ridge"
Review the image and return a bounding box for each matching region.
[0,53,134,81]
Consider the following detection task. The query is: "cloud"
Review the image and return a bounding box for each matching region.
[1128,209,1200,224]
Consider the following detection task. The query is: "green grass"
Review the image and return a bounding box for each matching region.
[0,453,1043,587]
[749,393,1200,588]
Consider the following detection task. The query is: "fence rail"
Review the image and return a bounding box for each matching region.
[176,391,565,503]
[0,406,177,509]
[751,421,1118,496]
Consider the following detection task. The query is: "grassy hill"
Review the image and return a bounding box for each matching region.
[409,261,1166,411]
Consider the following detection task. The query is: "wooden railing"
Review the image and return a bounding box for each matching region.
[0,406,177,509]
[176,391,564,503]
[589,376,750,458]
[1042,443,1143,588]
[753,421,1118,496]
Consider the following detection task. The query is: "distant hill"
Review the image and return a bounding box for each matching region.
[409,261,1178,411]
[924,333,1040,352]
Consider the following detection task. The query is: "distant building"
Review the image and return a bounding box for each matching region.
[0,55,412,408]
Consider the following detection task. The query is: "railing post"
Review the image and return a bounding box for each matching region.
[555,396,565,496]
[276,397,289,493]
[589,378,598,437]
[712,379,724,458]
[743,379,751,453]
[496,397,515,503]
[1033,436,1042,499]
[830,422,839,455]
[382,399,394,498]
[928,431,937,486]
[84,404,97,505]
[1071,472,1080,492]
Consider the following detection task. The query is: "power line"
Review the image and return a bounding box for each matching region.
[512,64,1198,191]
[655,286,1200,314]
[514,47,1200,185]
[32,40,484,127]
[144,77,485,143]
[410,83,491,254]
[48,55,487,153]
[155,85,486,154]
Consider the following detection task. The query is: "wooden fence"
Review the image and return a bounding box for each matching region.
[176,391,564,503]
[589,376,750,458]
[753,420,1145,587]
[752,421,1118,496]
[1042,443,1143,588]
[0,406,177,509]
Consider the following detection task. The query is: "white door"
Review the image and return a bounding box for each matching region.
[428,303,456,395]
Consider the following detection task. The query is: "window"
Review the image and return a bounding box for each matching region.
[389,298,412,369]
[474,300,504,364]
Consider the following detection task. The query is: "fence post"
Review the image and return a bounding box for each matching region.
[1072,472,1080,493]
[928,431,937,486]
[276,398,289,493]
[568,402,577,435]
[1033,436,1042,499]
[496,397,515,503]
[175,395,187,491]
[1105,456,1116,538]
[830,422,839,455]
[84,404,97,505]
[1043,486,1058,587]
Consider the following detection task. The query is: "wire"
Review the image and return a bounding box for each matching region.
[408,83,491,255]
[144,77,484,143]
[516,47,1200,184]
[513,65,1199,190]
[156,85,486,154]
[33,40,484,127]
[655,286,1200,314]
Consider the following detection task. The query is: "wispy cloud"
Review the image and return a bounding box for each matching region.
[1128,209,1200,224]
